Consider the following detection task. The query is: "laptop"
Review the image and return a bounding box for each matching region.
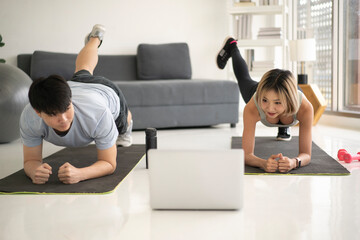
[148,149,244,210]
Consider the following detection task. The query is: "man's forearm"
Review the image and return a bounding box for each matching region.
[58,144,117,184]
[24,160,42,178]
[79,160,116,181]
[58,160,116,184]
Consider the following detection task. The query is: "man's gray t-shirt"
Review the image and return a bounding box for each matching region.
[20,81,120,150]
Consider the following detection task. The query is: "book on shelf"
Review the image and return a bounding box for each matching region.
[259,0,279,5]
[244,49,254,71]
[257,34,281,39]
[235,15,252,39]
[257,27,282,39]
[258,27,281,32]
[233,2,256,7]
[252,60,280,73]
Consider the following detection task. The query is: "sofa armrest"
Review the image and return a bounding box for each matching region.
[17,54,32,77]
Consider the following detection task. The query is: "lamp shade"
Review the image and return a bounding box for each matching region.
[289,39,316,62]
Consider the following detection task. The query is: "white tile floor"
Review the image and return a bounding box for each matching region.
[0,117,360,240]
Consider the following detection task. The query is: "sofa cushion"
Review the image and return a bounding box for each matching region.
[29,51,138,81]
[137,43,192,80]
[96,55,137,81]
[115,79,239,107]
[30,51,76,80]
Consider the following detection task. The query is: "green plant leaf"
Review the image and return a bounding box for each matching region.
[0,34,5,62]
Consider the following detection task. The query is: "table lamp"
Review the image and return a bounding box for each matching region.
[289,39,316,84]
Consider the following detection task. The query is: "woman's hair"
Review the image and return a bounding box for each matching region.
[256,69,299,116]
[28,75,72,115]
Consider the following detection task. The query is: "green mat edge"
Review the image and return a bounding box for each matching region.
[0,154,146,195]
[245,172,350,176]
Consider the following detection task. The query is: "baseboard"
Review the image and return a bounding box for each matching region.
[318,114,360,131]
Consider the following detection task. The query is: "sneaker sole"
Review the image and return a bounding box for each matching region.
[116,141,132,147]
[116,137,133,147]
[216,36,234,70]
[85,24,106,46]
[117,143,132,147]
[92,24,106,35]
[276,136,292,141]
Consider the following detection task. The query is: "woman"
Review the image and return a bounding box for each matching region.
[217,37,313,173]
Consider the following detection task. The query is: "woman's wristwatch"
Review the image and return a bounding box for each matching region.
[295,157,301,169]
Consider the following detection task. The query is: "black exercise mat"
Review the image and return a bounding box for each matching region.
[0,144,145,194]
[231,136,350,175]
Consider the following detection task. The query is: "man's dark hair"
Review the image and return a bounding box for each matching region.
[28,75,72,115]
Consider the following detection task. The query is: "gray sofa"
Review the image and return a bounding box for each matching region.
[17,43,239,130]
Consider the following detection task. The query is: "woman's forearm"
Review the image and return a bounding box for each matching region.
[245,153,266,170]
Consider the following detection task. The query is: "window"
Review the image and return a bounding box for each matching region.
[296,0,333,109]
[296,0,360,116]
[339,0,360,113]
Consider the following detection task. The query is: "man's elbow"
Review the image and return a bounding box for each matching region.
[108,161,117,174]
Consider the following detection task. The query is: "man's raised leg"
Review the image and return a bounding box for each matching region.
[75,24,106,74]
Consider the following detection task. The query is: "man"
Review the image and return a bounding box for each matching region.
[20,24,133,184]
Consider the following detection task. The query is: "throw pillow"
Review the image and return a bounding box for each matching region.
[137,43,192,80]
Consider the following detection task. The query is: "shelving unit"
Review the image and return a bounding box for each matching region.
[228,5,286,15]
[236,39,283,47]
[228,1,290,78]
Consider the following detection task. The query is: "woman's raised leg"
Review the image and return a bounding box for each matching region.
[216,37,258,103]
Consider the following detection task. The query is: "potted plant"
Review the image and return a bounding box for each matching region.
[0,34,5,63]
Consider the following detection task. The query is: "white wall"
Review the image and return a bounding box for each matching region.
[0,0,229,79]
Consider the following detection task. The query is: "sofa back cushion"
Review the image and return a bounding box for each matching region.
[96,55,137,80]
[137,43,192,80]
[29,51,137,81]
[31,51,76,80]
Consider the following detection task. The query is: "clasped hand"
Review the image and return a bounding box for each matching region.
[31,162,81,184]
[263,153,295,173]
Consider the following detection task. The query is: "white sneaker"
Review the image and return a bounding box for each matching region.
[84,24,106,47]
[117,120,133,147]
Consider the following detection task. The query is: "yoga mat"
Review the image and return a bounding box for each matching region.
[231,136,350,175]
[0,144,145,194]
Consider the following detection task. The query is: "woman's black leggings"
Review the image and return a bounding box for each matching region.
[232,48,302,102]
[231,48,259,103]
